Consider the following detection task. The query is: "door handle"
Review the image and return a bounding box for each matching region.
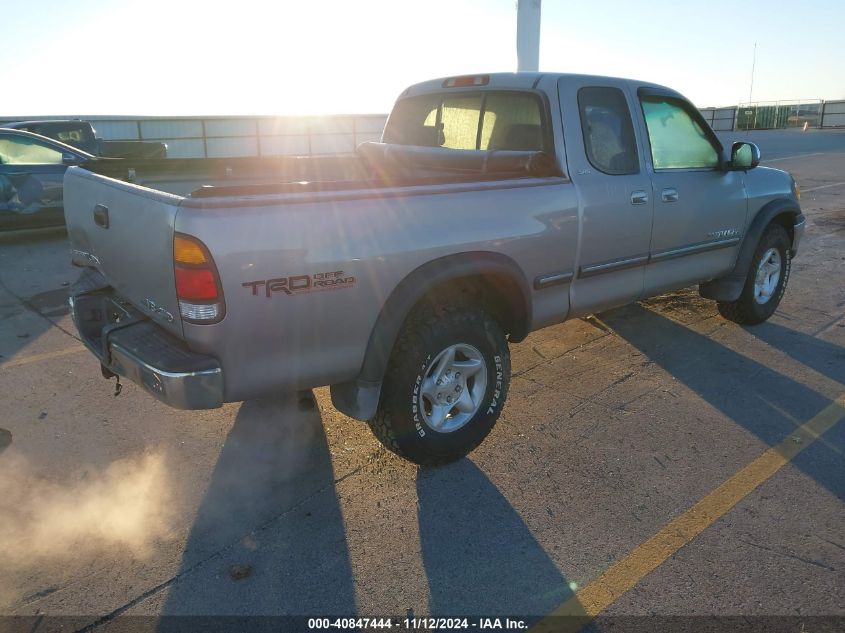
[93,204,109,229]
[661,187,679,203]
[630,190,649,205]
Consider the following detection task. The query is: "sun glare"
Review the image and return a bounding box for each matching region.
[1,0,513,116]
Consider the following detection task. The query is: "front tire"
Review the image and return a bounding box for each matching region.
[717,224,791,325]
[369,303,511,465]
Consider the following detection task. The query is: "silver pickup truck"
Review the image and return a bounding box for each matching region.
[65,72,804,464]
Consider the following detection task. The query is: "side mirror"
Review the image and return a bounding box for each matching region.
[728,141,760,170]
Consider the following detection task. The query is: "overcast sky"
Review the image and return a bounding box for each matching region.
[1,0,842,116]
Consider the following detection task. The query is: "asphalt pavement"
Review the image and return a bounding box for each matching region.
[0,129,842,632]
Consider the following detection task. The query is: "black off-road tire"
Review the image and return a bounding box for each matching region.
[717,224,791,325]
[369,303,511,465]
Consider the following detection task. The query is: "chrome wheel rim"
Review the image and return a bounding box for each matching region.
[419,343,487,433]
[753,248,781,305]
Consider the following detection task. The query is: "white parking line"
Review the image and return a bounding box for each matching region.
[802,181,845,193]
[764,152,825,163]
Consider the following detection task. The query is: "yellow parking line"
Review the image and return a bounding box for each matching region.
[0,345,87,369]
[533,393,845,632]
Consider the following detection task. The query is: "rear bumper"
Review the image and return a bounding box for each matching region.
[70,275,223,409]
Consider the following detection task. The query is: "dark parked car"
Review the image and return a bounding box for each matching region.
[4,120,167,159]
[0,128,95,230]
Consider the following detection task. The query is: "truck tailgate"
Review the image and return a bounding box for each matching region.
[63,166,183,336]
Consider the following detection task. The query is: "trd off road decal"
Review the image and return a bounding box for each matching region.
[242,270,356,297]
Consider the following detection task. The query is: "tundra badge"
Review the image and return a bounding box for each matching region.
[708,228,740,239]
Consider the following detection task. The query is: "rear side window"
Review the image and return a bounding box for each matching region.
[640,96,719,169]
[384,91,547,152]
[577,87,639,175]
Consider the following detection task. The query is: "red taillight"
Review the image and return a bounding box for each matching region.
[174,233,225,323]
[175,267,218,301]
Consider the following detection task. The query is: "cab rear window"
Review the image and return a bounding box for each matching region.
[384,91,548,153]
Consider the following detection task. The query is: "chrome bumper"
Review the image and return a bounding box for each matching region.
[106,334,224,409]
[69,280,223,410]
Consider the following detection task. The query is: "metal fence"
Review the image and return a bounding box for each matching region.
[701,98,845,131]
[698,107,738,131]
[3,98,843,158]
[0,114,390,158]
[821,100,845,128]
[733,100,824,130]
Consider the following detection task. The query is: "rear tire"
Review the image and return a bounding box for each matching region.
[717,224,791,325]
[369,302,510,465]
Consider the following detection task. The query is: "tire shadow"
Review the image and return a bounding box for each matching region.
[416,459,579,621]
[602,304,844,500]
[157,394,357,622]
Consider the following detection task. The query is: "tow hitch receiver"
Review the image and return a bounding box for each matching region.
[100,364,122,396]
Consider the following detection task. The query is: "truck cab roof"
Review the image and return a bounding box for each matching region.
[401,72,679,99]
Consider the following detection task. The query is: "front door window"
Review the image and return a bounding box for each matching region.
[640,97,719,170]
[0,136,65,165]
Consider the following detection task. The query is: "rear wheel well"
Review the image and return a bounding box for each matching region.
[405,273,529,342]
[355,253,531,387]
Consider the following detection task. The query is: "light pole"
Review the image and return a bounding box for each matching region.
[748,42,757,104]
[516,0,541,72]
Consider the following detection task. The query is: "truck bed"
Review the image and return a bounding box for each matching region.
[80,143,559,199]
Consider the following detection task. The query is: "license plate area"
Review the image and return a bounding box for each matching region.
[71,291,144,360]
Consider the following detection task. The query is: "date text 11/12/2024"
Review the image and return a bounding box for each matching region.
[307,617,528,630]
